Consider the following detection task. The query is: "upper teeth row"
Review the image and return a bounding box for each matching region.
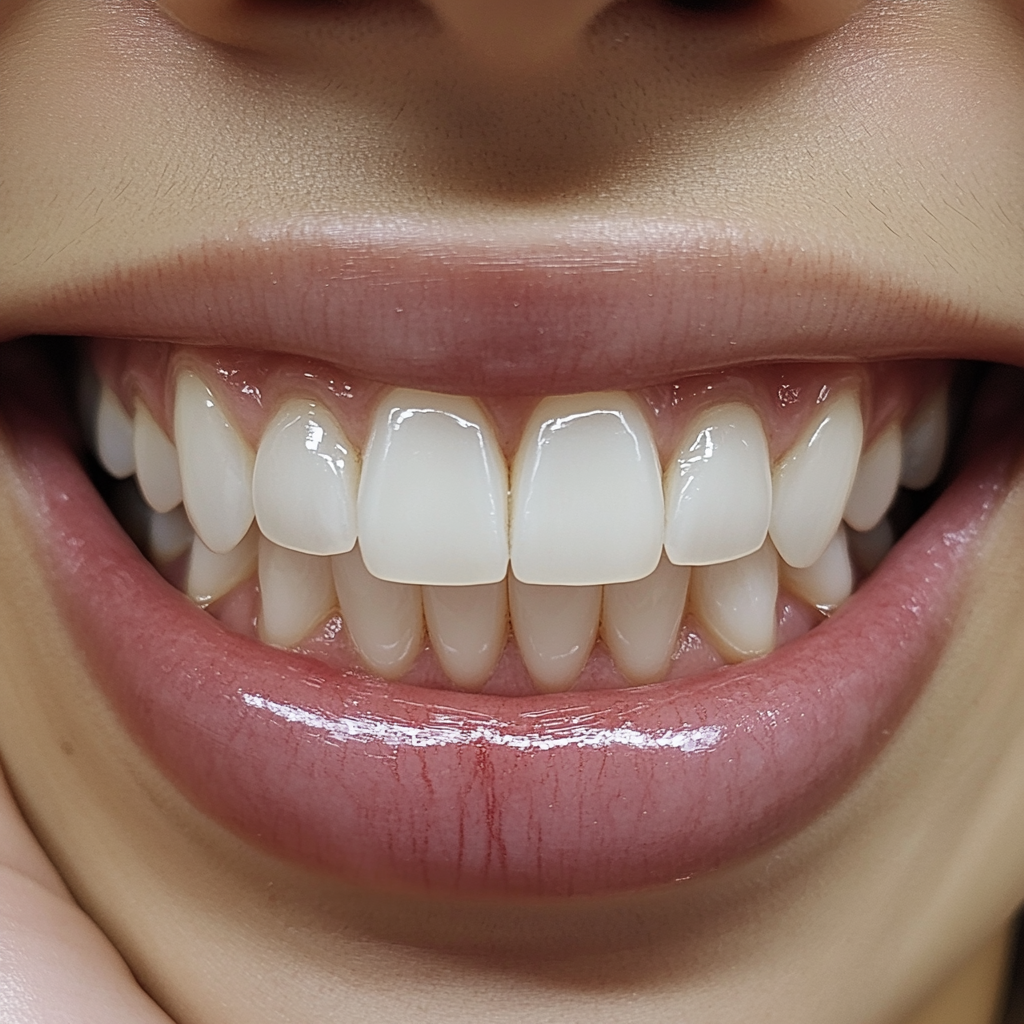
[91,369,949,589]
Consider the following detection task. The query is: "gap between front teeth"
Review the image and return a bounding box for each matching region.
[90,371,951,692]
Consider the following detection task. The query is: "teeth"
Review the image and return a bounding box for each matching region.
[769,393,864,569]
[332,547,424,678]
[257,536,336,648]
[602,556,691,686]
[95,384,136,480]
[509,576,602,692]
[252,399,359,557]
[133,403,183,513]
[691,541,779,661]
[185,525,259,607]
[510,393,663,586]
[664,402,772,566]
[357,390,508,586]
[147,506,194,566]
[900,386,950,490]
[174,371,255,555]
[843,422,901,532]
[848,517,894,575]
[780,527,853,611]
[423,582,508,691]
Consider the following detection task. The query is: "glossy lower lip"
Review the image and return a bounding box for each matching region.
[4,356,1018,897]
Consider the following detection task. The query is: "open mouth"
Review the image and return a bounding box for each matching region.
[1,225,1021,899]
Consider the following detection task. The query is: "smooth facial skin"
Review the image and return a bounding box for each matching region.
[0,0,1023,1022]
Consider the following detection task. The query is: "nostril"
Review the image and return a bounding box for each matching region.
[662,0,758,14]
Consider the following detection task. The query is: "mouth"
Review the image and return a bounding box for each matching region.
[2,221,1022,899]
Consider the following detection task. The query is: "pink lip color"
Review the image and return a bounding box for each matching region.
[5,357,1017,897]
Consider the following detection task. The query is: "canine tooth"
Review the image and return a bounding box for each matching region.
[253,398,359,557]
[258,537,336,648]
[691,541,778,661]
[423,582,508,691]
[95,384,136,479]
[510,393,663,586]
[133,403,183,513]
[844,423,901,532]
[185,525,259,607]
[174,371,255,555]
[147,506,193,566]
[602,556,691,686]
[332,547,423,678]
[769,393,863,569]
[900,386,950,489]
[848,518,894,575]
[664,403,772,566]
[508,576,601,692]
[357,390,508,586]
[780,527,853,610]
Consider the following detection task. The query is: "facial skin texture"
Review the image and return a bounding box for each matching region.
[0,0,1023,1022]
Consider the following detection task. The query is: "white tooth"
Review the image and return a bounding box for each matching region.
[332,547,423,678]
[510,392,664,586]
[133,403,183,513]
[844,423,901,532]
[258,536,336,648]
[691,541,778,661]
[95,384,136,479]
[769,393,864,569]
[900,386,950,489]
[602,556,691,686]
[423,581,508,691]
[174,371,255,554]
[147,506,194,566]
[253,398,359,557]
[508,576,601,693]
[185,525,259,607]
[357,390,508,586]
[848,517,894,575]
[780,526,853,611]
[664,403,772,566]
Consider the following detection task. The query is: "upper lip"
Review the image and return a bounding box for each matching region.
[3,214,1022,394]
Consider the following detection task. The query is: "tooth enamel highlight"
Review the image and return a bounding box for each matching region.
[95,384,136,480]
[602,557,690,686]
[780,527,853,611]
[357,390,508,586]
[664,403,772,566]
[147,506,193,566]
[423,582,508,691]
[174,371,256,555]
[133,403,183,513]
[509,576,602,692]
[844,422,901,532]
[332,547,424,678]
[510,393,663,586]
[253,398,359,557]
[258,537,336,648]
[900,386,950,490]
[185,526,259,607]
[691,541,778,661]
[848,517,895,575]
[768,393,864,569]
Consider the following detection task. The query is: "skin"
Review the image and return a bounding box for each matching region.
[0,0,1023,1021]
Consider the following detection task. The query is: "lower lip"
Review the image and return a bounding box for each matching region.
[4,363,1016,898]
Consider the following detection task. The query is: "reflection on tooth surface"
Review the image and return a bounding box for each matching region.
[174,371,255,554]
[186,525,259,607]
[901,386,950,490]
[95,384,136,480]
[844,423,901,533]
[691,541,778,662]
[602,557,691,686]
[253,399,358,557]
[781,527,853,611]
[664,403,772,566]
[423,581,508,691]
[511,392,664,586]
[258,536,336,648]
[509,576,601,692]
[769,393,863,569]
[357,390,508,586]
[134,403,183,513]
[332,546,424,679]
